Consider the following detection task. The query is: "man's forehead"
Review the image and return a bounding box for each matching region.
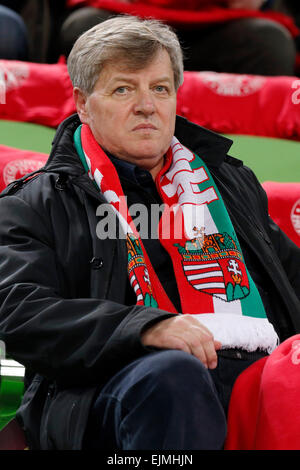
[108,74,174,84]
[98,49,174,84]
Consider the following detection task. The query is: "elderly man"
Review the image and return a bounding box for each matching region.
[0,15,299,450]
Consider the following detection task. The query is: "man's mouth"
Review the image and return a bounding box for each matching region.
[132,123,157,131]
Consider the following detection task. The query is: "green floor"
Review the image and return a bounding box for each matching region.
[0,120,55,154]
[0,379,24,431]
[0,120,299,183]
[226,134,300,183]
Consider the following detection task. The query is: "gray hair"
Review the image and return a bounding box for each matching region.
[67,15,184,94]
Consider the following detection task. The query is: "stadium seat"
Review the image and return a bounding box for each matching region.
[177,72,300,141]
[1,59,300,141]
[0,60,75,128]
[0,418,27,450]
[262,181,300,247]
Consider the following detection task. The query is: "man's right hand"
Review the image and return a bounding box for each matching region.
[141,315,222,369]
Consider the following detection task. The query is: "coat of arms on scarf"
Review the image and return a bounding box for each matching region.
[174,229,250,302]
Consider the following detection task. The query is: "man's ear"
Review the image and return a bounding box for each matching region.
[73,87,89,124]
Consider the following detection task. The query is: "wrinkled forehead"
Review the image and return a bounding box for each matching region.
[94,48,175,88]
[101,41,164,68]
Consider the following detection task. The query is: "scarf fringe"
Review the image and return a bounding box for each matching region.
[191,314,279,354]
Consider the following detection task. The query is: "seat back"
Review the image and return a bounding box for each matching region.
[0,418,27,450]
[262,181,300,247]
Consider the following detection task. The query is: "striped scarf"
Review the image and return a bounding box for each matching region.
[74,123,278,352]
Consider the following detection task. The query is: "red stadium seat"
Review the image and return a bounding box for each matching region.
[262,181,300,247]
[0,145,47,193]
[0,419,27,450]
[177,72,300,140]
[1,59,300,141]
[0,59,75,127]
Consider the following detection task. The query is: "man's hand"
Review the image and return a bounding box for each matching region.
[226,0,266,9]
[141,315,222,369]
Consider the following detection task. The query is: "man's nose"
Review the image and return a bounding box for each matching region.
[133,89,155,115]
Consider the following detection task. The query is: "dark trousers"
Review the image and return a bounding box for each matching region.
[83,349,264,450]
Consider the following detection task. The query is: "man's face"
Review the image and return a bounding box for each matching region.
[75,49,177,176]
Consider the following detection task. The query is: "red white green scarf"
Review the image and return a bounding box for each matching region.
[74,123,279,352]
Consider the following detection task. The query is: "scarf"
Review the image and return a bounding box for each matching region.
[74,123,278,353]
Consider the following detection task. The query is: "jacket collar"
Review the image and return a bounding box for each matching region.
[44,113,234,176]
[175,115,233,167]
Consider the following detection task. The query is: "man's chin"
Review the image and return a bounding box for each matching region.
[125,144,165,159]
[131,151,165,163]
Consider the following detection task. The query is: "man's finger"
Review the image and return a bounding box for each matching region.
[202,338,219,369]
[189,341,208,368]
[188,329,219,369]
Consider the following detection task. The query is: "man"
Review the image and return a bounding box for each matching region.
[0,15,299,450]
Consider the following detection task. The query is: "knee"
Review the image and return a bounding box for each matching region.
[125,350,223,416]
[243,17,296,69]
[143,350,212,393]
[0,6,27,36]
[0,6,28,60]
[122,351,227,448]
[250,17,295,46]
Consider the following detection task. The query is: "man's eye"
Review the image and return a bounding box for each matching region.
[155,85,168,93]
[114,86,128,95]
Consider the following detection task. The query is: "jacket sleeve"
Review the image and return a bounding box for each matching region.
[0,195,175,387]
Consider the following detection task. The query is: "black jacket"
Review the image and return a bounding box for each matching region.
[0,114,299,449]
